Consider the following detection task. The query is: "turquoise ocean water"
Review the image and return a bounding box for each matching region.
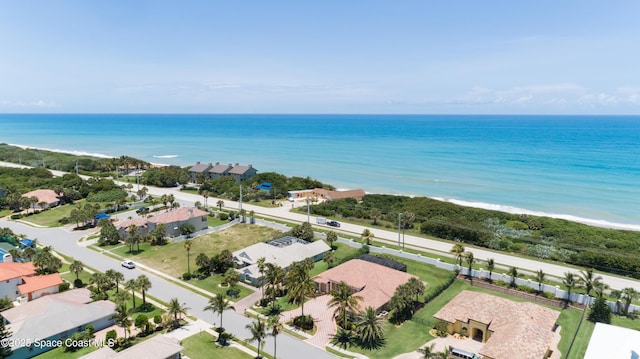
[0,114,638,229]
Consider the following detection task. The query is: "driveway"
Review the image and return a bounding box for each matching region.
[280,295,336,349]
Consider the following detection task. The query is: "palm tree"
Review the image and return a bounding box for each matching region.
[22,246,36,261]
[268,315,283,359]
[418,343,437,359]
[257,257,267,299]
[217,200,224,210]
[593,277,608,299]
[136,275,152,306]
[450,243,465,267]
[621,287,638,315]
[326,231,338,249]
[562,272,578,305]
[114,290,131,312]
[246,319,267,359]
[370,209,381,225]
[69,260,84,281]
[328,281,363,328]
[355,306,384,348]
[361,229,374,245]
[486,258,495,282]
[285,261,315,318]
[508,266,518,288]
[184,239,193,274]
[249,210,255,224]
[406,277,425,302]
[202,190,210,208]
[464,252,474,279]
[536,269,546,294]
[330,327,356,350]
[126,224,138,253]
[265,263,285,308]
[167,298,189,328]
[105,269,124,294]
[323,251,336,267]
[125,279,138,309]
[112,304,132,339]
[204,293,234,338]
[610,289,623,315]
[579,268,602,297]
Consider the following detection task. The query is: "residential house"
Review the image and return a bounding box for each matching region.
[433,290,561,359]
[228,163,258,183]
[147,207,209,237]
[1,288,116,358]
[207,162,233,180]
[313,259,417,313]
[584,323,640,359]
[0,262,62,301]
[188,162,213,183]
[287,188,366,202]
[233,236,330,285]
[21,189,61,209]
[115,218,149,240]
[80,334,183,359]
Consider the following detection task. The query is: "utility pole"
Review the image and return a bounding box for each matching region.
[239,184,243,212]
[398,212,402,249]
[306,197,310,223]
[75,160,79,175]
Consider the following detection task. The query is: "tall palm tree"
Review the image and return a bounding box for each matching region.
[136,275,152,306]
[114,290,131,313]
[111,304,132,339]
[486,258,495,282]
[406,277,425,302]
[508,266,518,288]
[464,251,474,279]
[22,246,36,261]
[204,293,234,338]
[69,260,84,281]
[125,279,138,309]
[361,229,374,245]
[257,257,267,299]
[328,281,363,328]
[265,263,285,308]
[216,200,224,211]
[246,319,267,359]
[326,231,338,249]
[418,343,437,359]
[126,224,138,253]
[285,261,315,318]
[621,287,638,315]
[450,243,465,267]
[593,278,608,299]
[536,269,546,293]
[105,269,124,294]
[184,239,193,274]
[202,190,210,208]
[355,306,384,348]
[268,315,283,359]
[579,268,602,297]
[167,298,189,328]
[562,272,578,305]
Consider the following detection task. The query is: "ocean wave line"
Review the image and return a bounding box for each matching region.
[9,143,113,159]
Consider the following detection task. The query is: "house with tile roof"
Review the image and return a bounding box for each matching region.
[17,273,63,301]
[1,288,116,358]
[80,334,183,359]
[115,218,150,239]
[228,163,258,183]
[147,207,209,237]
[313,259,418,312]
[0,262,61,302]
[188,162,213,182]
[433,290,561,359]
[207,162,233,180]
[233,236,330,285]
[21,189,61,209]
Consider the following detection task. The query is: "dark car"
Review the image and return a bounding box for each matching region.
[327,220,341,227]
[136,207,149,214]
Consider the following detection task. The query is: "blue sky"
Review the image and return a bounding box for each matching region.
[1,1,640,114]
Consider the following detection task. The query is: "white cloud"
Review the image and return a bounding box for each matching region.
[0,100,60,108]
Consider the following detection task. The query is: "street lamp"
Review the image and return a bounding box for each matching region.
[306,197,310,223]
[398,213,402,249]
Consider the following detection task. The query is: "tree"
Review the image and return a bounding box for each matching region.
[406,277,425,302]
[195,253,210,275]
[388,284,414,322]
[486,258,495,282]
[134,314,150,335]
[265,263,285,308]
[114,290,131,312]
[111,304,132,340]
[202,190,210,208]
[256,257,267,299]
[323,251,336,267]
[330,327,356,350]
[222,268,240,295]
[99,220,121,246]
[90,272,111,300]
[105,269,124,294]
[588,297,612,324]
[621,287,638,315]
[593,278,608,299]
[33,246,62,274]
[328,281,363,328]
[126,224,139,253]
[268,315,283,359]
[125,279,138,309]
[22,246,36,261]
[508,266,519,288]
[249,210,255,224]
[355,306,385,349]
[217,200,224,210]
[167,298,189,328]
[326,231,338,249]
[204,293,234,339]
[418,343,437,359]
[528,268,541,293]
[0,319,12,358]
[464,252,474,279]
[183,239,193,275]
[450,243,465,267]
[610,289,623,315]
[136,275,152,306]
[579,268,602,297]
[290,222,314,241]
[70,260,84,281]
[562,272,578,305]
[246,319,267,359]
[285,261,316,319]
[361,229,374,245]
[179,223,195,237]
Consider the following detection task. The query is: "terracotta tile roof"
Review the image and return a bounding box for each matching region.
[0,262,37,281]
[147,207,208,224]
[314,259,417,310]
[21,189,60,204]
[433,290,560,359]
[115,218,148,230]
[17,273,63,294]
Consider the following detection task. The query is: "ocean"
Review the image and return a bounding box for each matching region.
[1,114,639,229]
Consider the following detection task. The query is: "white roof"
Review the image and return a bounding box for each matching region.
[233,240,330,277]
[584,323,640,359]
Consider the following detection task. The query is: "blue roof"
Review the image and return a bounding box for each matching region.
[257,182,272,191]
[20,239,35,247]
[95,212,111,220]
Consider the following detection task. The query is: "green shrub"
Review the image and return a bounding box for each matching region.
[10,214,22,220]
[293,315,314,330]
[182,272,192,280]
[105,329,117,343]
[218,212,229,221]
[73,278,84,288]
[59,282,70,292]
[86,189,127,203]
[153,314,163,325]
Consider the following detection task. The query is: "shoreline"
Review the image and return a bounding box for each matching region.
[2,143,640,231]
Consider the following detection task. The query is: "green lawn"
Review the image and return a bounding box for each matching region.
[109,223,284,278]
[0,209,11,217]
[33,344,99,358]
[186,275,254,300]
[60,267,93,286]
[207,216,228,227]
[19,201,84,227]
[181,332,253,359]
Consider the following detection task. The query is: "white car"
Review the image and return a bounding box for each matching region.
[121,260,135,269]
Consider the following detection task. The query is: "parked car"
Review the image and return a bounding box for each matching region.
[316,217,327,225]
[327,220,341,227]
[136,207,149,214]
[121,260,135,269]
